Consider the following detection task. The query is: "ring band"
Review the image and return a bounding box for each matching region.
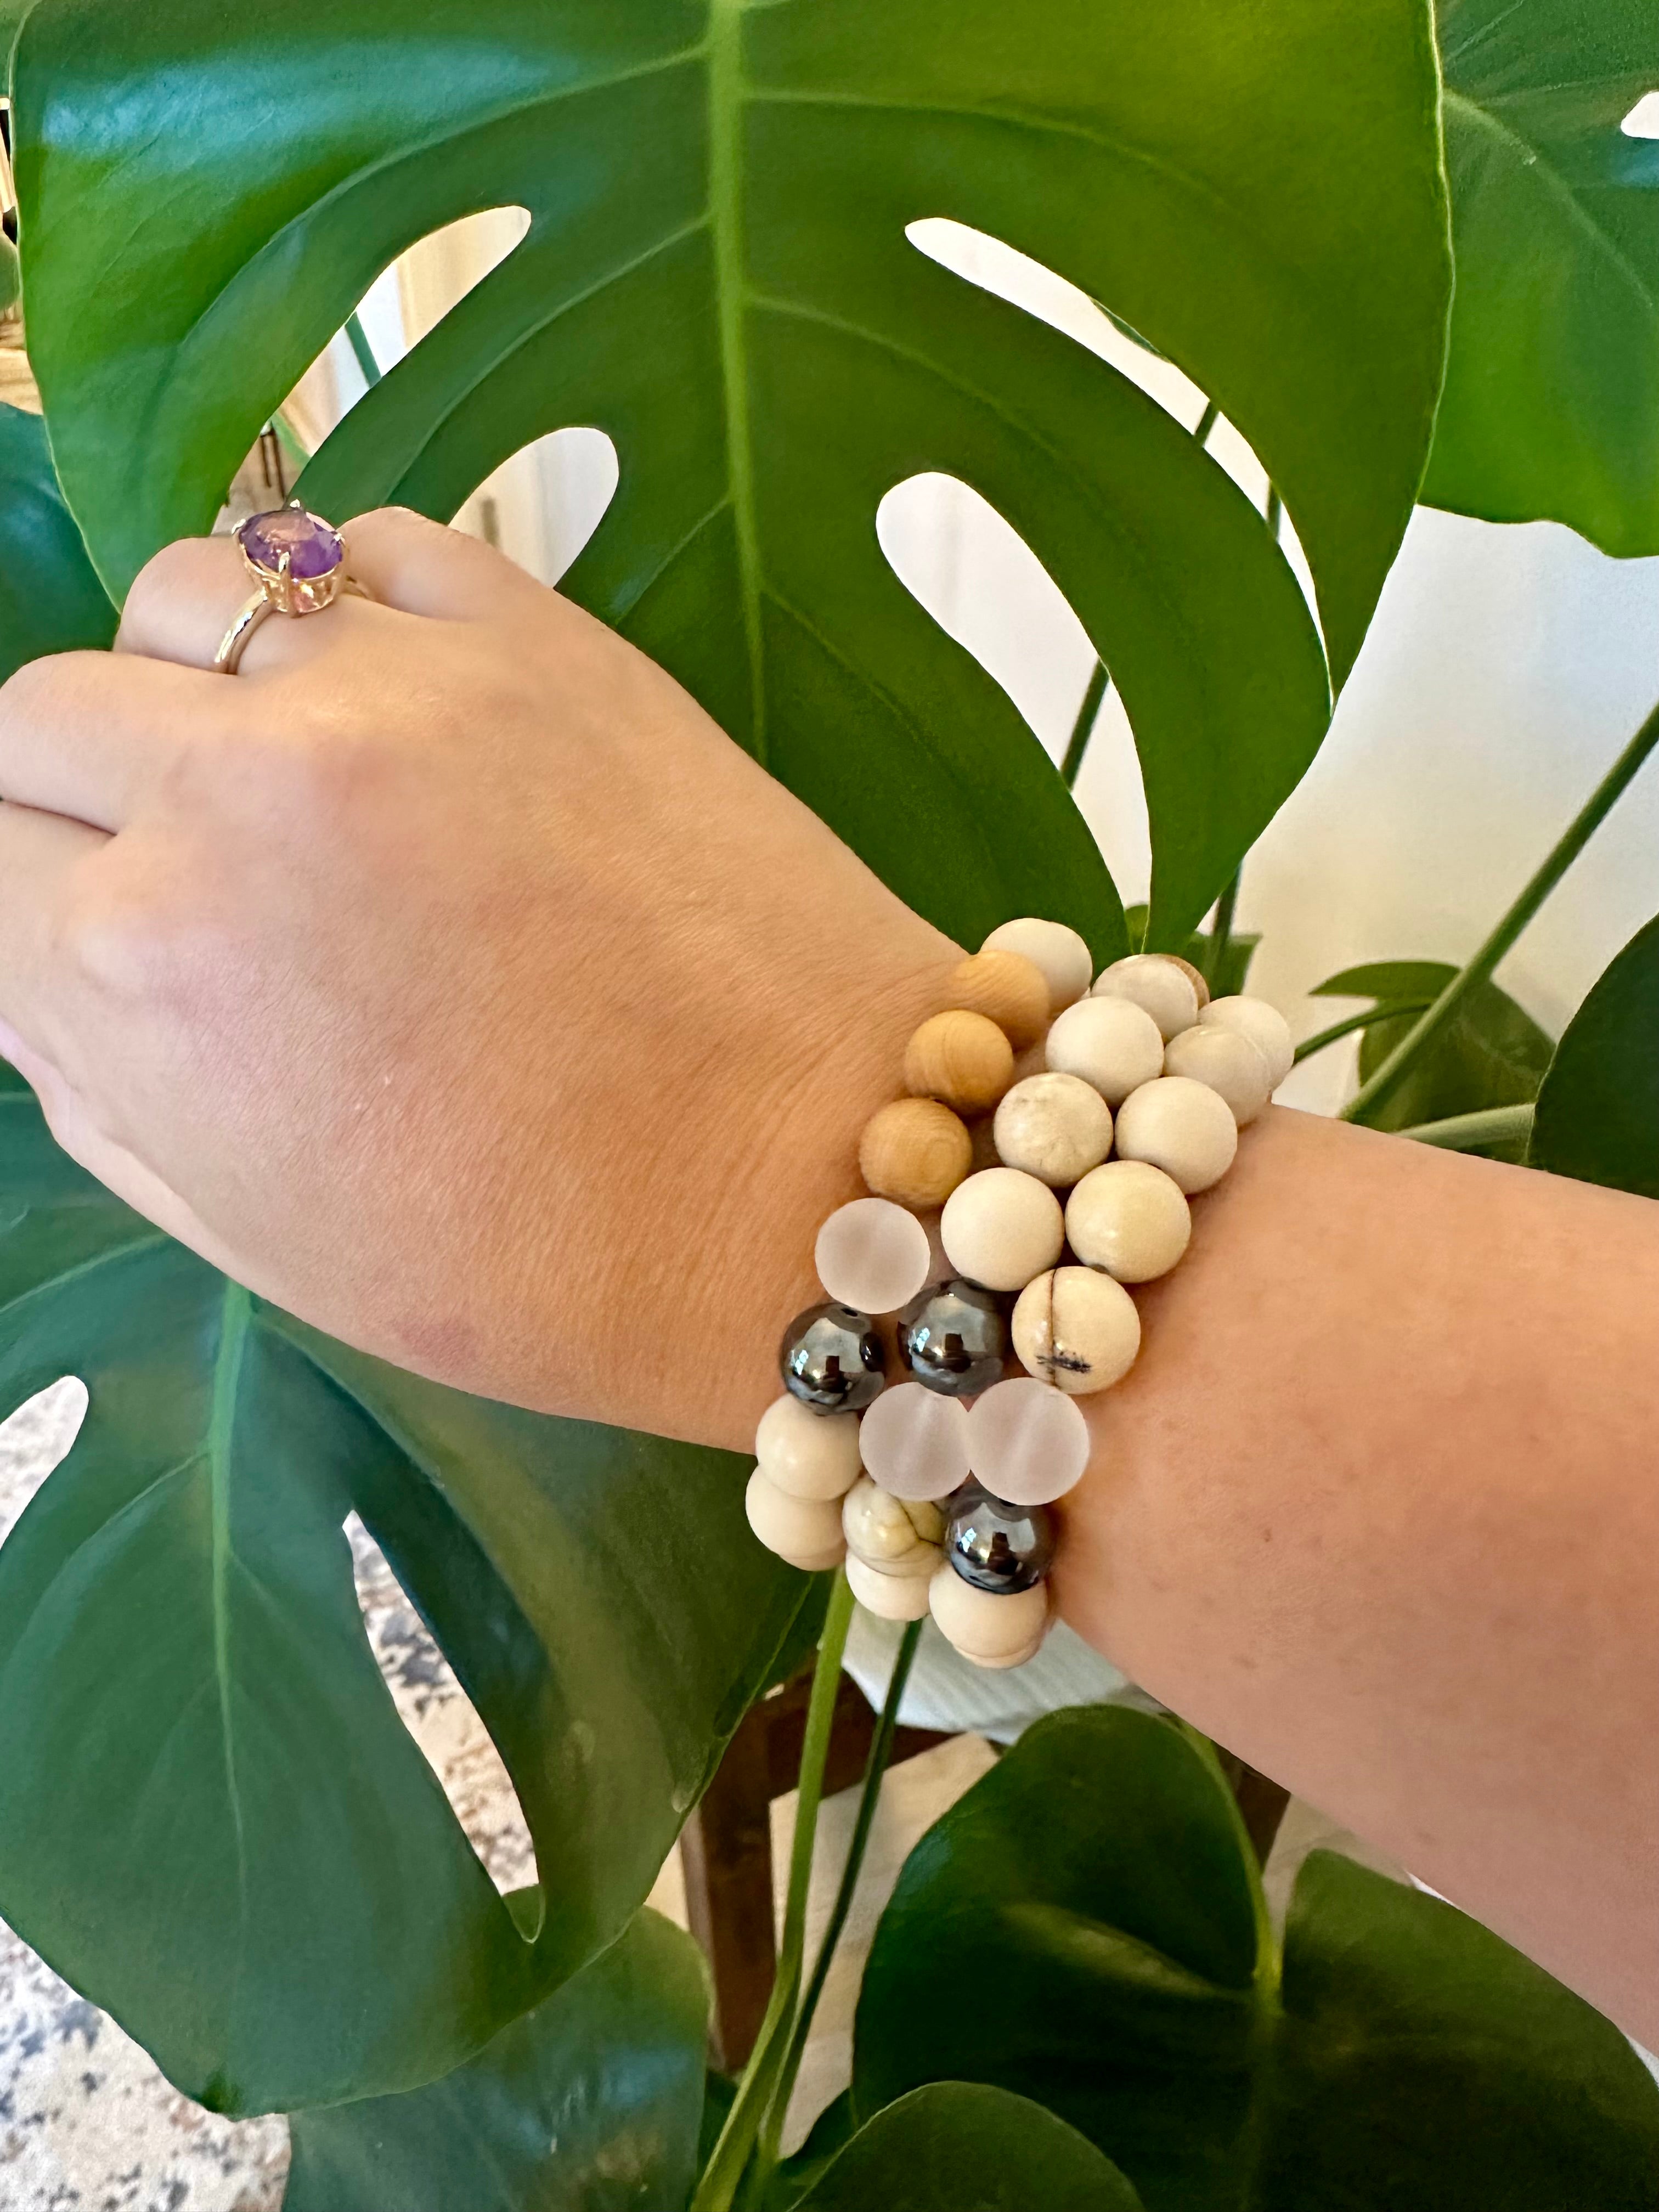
[213,499,371,674]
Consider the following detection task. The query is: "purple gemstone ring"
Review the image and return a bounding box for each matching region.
[213,500,370,674]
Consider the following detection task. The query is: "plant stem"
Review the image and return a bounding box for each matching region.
[1291,998,1433,1065]
[1061,661,1110,789]
[691,1572,856,2212]
[1194,397,1220,446]
[1266,483,1282,540]
[1343,694,1659,1126]
[269,410,310,472]
[1204,868,1241,987]
[1397,1103,1534,1152]
[344,311,381,387]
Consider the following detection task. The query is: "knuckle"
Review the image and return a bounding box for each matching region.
[119,535,232,639]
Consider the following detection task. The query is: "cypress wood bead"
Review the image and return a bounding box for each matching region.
[859,1097,973,1209]
[1163,1024,1273,1125]
[1011,1266,1141,1394]
[744,1469,847,1572]
[1092,953,1201,1041]
[966,1376,1092,1504]
[1045,994,1165,1106]
[1064,1160,1192,1283]
[857,1380,972,1501]
[929,1563,1048,1666]
[842,1475,945,1571]
[940,1166,1065,1293]
[993,1071,1113,1188]
[902,1009,1015,1114]
[980,917,1092,1012]
[1200,994,1294,1087]
[945,949,1051,1048]
[1113,1075,1238,1193]
[755,1393,862,1501]
[847,1549,935,1620]
[815,1196,931,1314]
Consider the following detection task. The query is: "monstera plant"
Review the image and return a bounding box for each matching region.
[1,0,1658,2203]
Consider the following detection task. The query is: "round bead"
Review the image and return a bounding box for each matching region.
[944,950,1050,1048]
[780,1302,886,1413]
[1163,1024,1273,1126]
[980,917,1092,1012]
[993,1071,1113,1188]
[1201,994,1294,1088]
[1113,1075,1239,1194]
[847,1549,935,1620]
[966,1376,1092,1504]
[856,1380,972,1502]
[1092,953,1201,1041]
[1011,1267,1141,1395]
[902,1009,1014,1115]
[842,1475,945,1570]
[928,1562,1049,1665]
[815,1197,931,1315]
[899,1277,1007,1397]
[1065,1160,1192,1283]
[940,1167,1065,1293]
[1045,995,1165,1107]
[1162,952,1211,1011]
[859,1097,973,1209]
[745,1469,846,1572]
[944,1482,1056,1593]
[755,1394,862,1500]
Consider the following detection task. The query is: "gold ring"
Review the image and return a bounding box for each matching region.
[212,499,371,674]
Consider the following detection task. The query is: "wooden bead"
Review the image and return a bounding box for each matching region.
[1011,1266,1141,1395]
[1065,1160,1192,1283]
[755,1393,862,1501]
[1163,952,1211,1012]
[1113,1075,1238,1193]
[859,1097,972,1209]
[929,1564,1048,1664]
[1163,1024,1273,1125]
[1201,994,1294,1087]
[1045,995,1164,1106]
[1092,953,1201,1041]
[980,917,1092,1011]
[744,1469,847,1571]
[993,1071,1113,1187]
[902,1009,1014,1114]
[940,1166,1065,1293]
[847,1549,935,1620]
[945,950,1050,1048]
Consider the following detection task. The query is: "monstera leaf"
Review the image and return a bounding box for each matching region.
[0,402,114,680]
[1531,912,1659,1195]
[793,2085,1147,2212]
[14,0,1449,946]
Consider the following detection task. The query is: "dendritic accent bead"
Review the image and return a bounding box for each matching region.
[780,1302,885,1413]
[966,1376,1092,1505]
[815,1197,931,1315]
[1045,994,1165,1107]
[992,1070,1113,1187]
[857,1381,972,1501]
[1064,1160,1191,1283]
[1011,1266,1141,1395]
[1200,994,1294,1088]
[1113,1075,1238,1193]
[944,1482,1056,1592]
[929,1564,1049,1668]
[755,1394,863,1500]
[842,1474,944,1569]
[899,1277,1007,1397]
[1093,953,1202,1041]
[940,1167,1065,1293]
[1163,1024,1272,1126]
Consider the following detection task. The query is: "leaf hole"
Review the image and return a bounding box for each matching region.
[0,1378,87,1552]
[453,427,619,587]
[1621,91,1659,137]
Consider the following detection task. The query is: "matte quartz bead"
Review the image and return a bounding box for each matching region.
[980,917,1092,1012]
[1044,994,1165,1106]
[1064,1160,1192,1283]
[780,1302,885,1412]
[902,1009,1015,1115]
[755,1393,863,1501]
[815,1197,932,1315]
[966,1376,1092,1504]
[856,1380,972,1501]
[1011,1266,1141,1395]
[1113,1075,1238,1194]
[929,1563,1049,1667]
[847,1549,936,1619]
[944,1482,1056,1592]
[940,1167,1065,1293]
[945,949,1051,1048]
[1092,953,1201,1041]
[744,1469,847,1572]
[1163,1024,1273,1125]
[1200,994,1294,1088]
[899,1278,1007,1397]
[993,1071,1113,1188]
[842,1475,945,1570]
[859,1096,973,1209]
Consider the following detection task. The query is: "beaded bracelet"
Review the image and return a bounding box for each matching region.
[744,917,1293,1670]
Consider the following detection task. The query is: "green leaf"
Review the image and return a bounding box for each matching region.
[0,1070,810,2114]
[0,402,115,682]
[283,1908,709,2212]
[1530,911,1659,1194]
[793,2085,1146,2212]
[1426,0,1659,555]
[16,0,1449,947]
[0,235,18,314]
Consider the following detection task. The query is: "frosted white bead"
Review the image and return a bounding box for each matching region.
[1011,1267,1141,1395]
[939,1167,1065,1293]
[992,1071,1113,1188]
[815,1197,931,1316]
[1044,995,1165,1107]
[1113,1076,1238,1194]
[980,917,1092,1012]
[965,1377,1092,1504]
[744,1469,846,1571]
[842,1475,945,1571]
[755,1394,862,1501]
[857,1381,972,1502]
[928,1565,1049,1661]
[1065,1160,1192,1283]
[847,1549,935,1620]
[1092,953,1200,1041]
[1163,1024,1273,1126]
[1200,994,1294,1088]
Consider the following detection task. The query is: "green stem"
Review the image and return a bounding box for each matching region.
[1291,999,1433,1065]
[1204,868,1242,988]
[344,311,382,387]
[691,1573,856,2212]
[1266,483,1282,540]
[1343,694,1659,1126]
[269,410,310,472]
[1194,397,1220,446]
[1398,1103,1534,1152]
[1061,661,1110,789]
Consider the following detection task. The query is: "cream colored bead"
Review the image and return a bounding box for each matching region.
[945,949,1050,1048]
[992,1072,1113,1188]
[980,917,1092,1012]
[745,1469,846,1571]
[1092,953,1200,1041]
[842,1475,944,1571]
[1044,995,1165,1106]
[859,1097,973,1209]
[939,1166,1064,1293]
[1065,1160,1192,1283]
[902,1009,1014,1115]
[928,1565,1049,1663]
[1200,994,1294,1088]
[815,1196,931,1314]
[1163,953,1210,1011]
[1113,1075,1238,1193]
[755,1394,862,1501]
[847,1550,935,1620]
[1163,1024,1273,1126]
[1011,1266,1141,1395]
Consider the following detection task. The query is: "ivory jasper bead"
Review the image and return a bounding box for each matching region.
[744,1469,846,1572]
[903,1009,1015,1115]
[1113,1075,1238,1193]
[940,1167,1065,1294]
[847,1550,934,1620]
[992,1072,1113,1188]
[1065,1160,1192,1283]
[1163,1025,1273,1126]
[1201,994,1294,1088]
[857,1381,972,1501]
[859,1097,973,1209]
[929,1564,1049,1666]
[815,1197,931,1314]
[1045,995,1165,1106]
[755,1393,862,1501]
[1093,953,1201,1042]
[842,1476,944,1570]
[945,950,1051,1048]
[1011,1267,1141,1394]
[966,1378,1092,1504]
[980,917,1092,1012]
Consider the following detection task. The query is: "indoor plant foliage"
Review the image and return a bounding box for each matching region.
[0,0,1657,2204]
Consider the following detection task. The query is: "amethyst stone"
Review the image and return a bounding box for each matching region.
[236,504,343,578]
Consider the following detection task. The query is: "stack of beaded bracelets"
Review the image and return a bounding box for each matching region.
[744,917,1293,1670]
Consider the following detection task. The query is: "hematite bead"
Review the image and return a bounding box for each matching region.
[899,1278,1006,1397]
[780,1302,885,1413]
[945,1482,1055,1593]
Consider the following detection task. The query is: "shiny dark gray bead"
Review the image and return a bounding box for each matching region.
[899,1278,1006,1397]
[780,1301,885,1413]
[945,1482,1055,1593]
